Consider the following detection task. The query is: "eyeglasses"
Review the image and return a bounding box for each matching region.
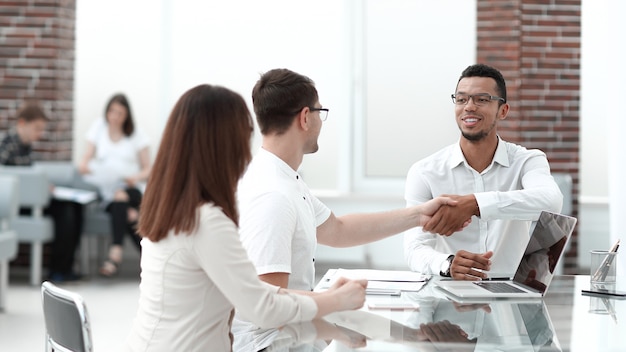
[309,107,329,121]
[451,94,505,106]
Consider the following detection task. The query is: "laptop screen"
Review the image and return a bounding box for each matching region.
[511,211,577,294]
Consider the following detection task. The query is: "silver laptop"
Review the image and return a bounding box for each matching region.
[435,211,577,299]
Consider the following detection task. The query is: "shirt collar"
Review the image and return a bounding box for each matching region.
[492,136,510,167]
[257,147,302,180]
[450,136,510,170]
[8,128,28,146]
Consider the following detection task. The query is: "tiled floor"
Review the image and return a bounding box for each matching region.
[0,256,142,351]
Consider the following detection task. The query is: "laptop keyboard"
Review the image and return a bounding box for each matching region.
[475,282,525,293]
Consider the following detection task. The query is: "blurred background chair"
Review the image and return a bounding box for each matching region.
[0,175,19,311]
[553,172,573,217]
[41,281,93,352]
[552,172,573,275]
[0,166,54,286]
[34,161,111,276]
[80,207,111,275]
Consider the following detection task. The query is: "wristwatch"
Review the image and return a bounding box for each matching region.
[439,255,455,277]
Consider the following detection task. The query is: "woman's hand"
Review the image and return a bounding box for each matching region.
[78,142,96,175]
[78,163,91,175]
[125,176,138,187]
[327,277,368,311]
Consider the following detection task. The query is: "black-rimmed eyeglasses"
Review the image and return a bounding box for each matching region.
[309,107,329,121]
[451,94,505,106]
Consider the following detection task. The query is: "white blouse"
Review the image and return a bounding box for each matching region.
[125,203,317,352]
[82,118,150,200]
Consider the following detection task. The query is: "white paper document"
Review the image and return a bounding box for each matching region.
[315,268,431,293]
[52,186,98,204]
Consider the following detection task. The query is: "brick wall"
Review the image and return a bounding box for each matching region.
[1,0,76,268]
[0,0,76,161]
[476,0,581,273]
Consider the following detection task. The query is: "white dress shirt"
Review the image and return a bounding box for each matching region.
[404,137,563,276]
[125,203,317,352]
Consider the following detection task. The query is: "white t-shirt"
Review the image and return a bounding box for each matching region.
[232,148,331,351]
[403,137,563,276]
[82,118,150,200]
[237,148,331,291]
[125,203,317,352]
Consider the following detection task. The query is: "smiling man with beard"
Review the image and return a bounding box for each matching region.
[403,64,563,281]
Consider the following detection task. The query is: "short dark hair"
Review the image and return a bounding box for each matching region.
[139,84,254,241]
[17,101,48,122]
[457,64,507,104]
[251,68,319,135]
[104,93,135,136]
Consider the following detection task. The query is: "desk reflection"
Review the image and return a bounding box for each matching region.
[249,276,624,351]
[258,297,557,351]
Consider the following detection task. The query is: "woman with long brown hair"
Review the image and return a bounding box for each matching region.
[125,84,366,351]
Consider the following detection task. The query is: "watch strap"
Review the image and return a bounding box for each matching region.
[440,255,454,277]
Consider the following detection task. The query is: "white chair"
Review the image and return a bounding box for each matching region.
[0,166,54,286]
[41,281,93,352]
[0,175,19,311]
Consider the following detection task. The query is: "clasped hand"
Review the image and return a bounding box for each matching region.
[422,194,476,236]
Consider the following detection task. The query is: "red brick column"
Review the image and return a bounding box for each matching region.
[1,1,76,269]
[0,1,76,160]
[477,0,581,272]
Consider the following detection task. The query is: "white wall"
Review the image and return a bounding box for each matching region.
[605,0,626,279]
[74,0,615,270]
[578,0,614,271]
[73,0,167,164]
[74,0,353,190]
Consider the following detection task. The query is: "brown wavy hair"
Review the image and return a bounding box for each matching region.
[105,93,135,136]
[138,84,253,241]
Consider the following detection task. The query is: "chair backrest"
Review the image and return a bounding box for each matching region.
[34,161,101,193]
[41,281,93,352]
[0,175,19,230]
[552,172,573,216]
[0,166,50,209]
[33,161,76,187]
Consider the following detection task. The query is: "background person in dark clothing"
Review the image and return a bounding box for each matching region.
[0,101,84,282]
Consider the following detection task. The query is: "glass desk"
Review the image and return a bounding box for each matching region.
[255,275,624,352]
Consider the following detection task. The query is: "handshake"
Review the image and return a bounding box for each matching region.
[415,194,477,236]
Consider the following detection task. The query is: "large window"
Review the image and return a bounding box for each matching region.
[75,0,476,196]
[302,0,476,195]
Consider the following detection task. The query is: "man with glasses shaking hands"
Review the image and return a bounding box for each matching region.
[404,64,563,281]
